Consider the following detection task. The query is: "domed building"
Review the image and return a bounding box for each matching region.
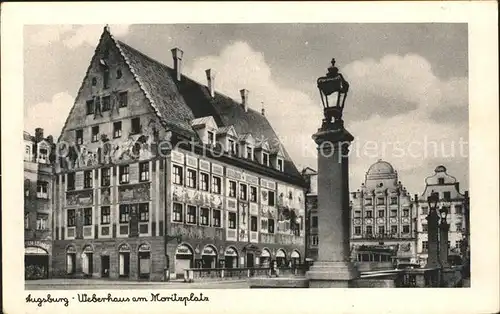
[350,160,417,268]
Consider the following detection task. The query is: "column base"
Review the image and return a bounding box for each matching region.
[306,261,359,288]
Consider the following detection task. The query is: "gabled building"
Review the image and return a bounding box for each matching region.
[414,165,468,266]
[24,128,55,279]
[301,167,318,261]
[51,26,307,280]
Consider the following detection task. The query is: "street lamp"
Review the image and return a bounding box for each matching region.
[317,58,350,128]
[425,191,440,269]
[439,202,450,268]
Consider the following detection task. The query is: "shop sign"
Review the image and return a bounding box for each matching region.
[139,243,151,252]
[176,244,192,255]
[202,246,216,256]
[25,240,50,251]
[225,247,238,256]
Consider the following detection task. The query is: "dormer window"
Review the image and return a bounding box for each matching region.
[228,139,236,154]
[37,147,49,164]
[262,152,269,166]
[247,146,253,160]
[207,131,215,145]
[277,158,284,172]
[438,178,445,185]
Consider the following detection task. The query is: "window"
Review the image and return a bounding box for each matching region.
[103,69,110,89]
[212,209,221,227]
[211,176,221,194]
[76,129,83,145]
[447,241,451,248]
[25,145,32,161]
[239,183,247,200]
[92,77,97,86]
[83,208,92,226]
[454,205,463,214]
[84,170,93,188]
[102,96,111,111]
[67,209,76,227]
[391,225,398,234]
[38,148,48,163]
[366,226,373,235]
[200,173,209,191]
[353,211,361,218]
[268,218,275,234]
[268,191,275,206]
[403,209,409,217]
[200,207,209,226]
[187,205,196,224]
[36,181,48,198]
[247,146,253,160]
[116,69,122,79]
[262,153,269,166]
[251,216,258,232]
[312,216,318,228]
[139,203,149,222]
[250,186,257,202]
[378,226,385,235]
[131,117,141,135]
[364,198,372,206]
[172,203,183,222]
[390,197,398,205]
[139,162,149,182]
[186,169,197,188]
[25,213,30,229]
[207,131,214,145]
[86,99,94,115]
[118,91,128,107]
[67,173,75,191]
[36,214,48,230]
[365,211,373,218]
[390,209,397,217]
[91,126,99,142]
[377,197,385,205]
[443,191,451,200]
[354,226,361,235]
[173,165,183,185]
[456,223,462,232]
[228,212,237,229]
[100,206,111,224]
[402,225,410,234]
[438,178,445,184]
[119,165,129,184]
[421,206,429,215]
[378,210,384,217]
[311,236,318,246]
[277,159,284,172]
[113,121,122,138]
[422,224,428,232]
[228,180,236,198]
[119,205,130,223]
[228,139,236,154]
[422,241,429,251]
[101,168,110,187]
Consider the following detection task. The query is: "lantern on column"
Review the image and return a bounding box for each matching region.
[317,58,350,127]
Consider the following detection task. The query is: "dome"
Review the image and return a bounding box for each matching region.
[367,160,396,176]
[434,165,447,173]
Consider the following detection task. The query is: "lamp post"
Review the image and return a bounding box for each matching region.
[306,58,358,288]
[425,191,440,269]
[439,202,450,268]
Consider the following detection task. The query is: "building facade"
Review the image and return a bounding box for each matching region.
[349,160,417,265]
[302,167,318,261]
[51,27,306,281]
[414,165,468,266]
[24,128,55,279]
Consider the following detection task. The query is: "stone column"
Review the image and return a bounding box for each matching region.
[439,221,450,268]
[425,208,440,268]
[306,122,359,288]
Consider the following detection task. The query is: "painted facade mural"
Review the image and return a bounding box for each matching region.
[171,185,223,209]
[238,202,248,242]
[170,224,224,241]
[118,183,150,202]
[100,187,111,205]
[66,190,94,206]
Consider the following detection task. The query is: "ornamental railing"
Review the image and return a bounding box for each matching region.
[184,265,309,282]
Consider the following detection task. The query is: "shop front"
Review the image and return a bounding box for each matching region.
[201,245,217,269]
[291,250,301,267]
[175,243,193,279]
[138,243,151,279]
[66,246,76,275]
[81,245,94,277]
[259,248,271,268]
[25,246,49,280]
[224,246,239,268]
[118,244,131,278]
[276,249,287,267]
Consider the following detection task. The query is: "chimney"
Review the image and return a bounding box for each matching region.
[205,69,216,98]
[240,89,249,112]
[261,102,265,116]
[35,128,44,143]
[171,48,184,81]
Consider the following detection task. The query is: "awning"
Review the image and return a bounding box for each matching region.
[260,249,271,257]
[202,246,217,256]
[276,250,286,258]
[25,246,48,255]
[225,247,238,256]
[176,244,192,255]
[291,251,300,258]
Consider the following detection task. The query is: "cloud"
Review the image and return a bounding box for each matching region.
[28,24,131,49]
[341,54,468,122]
[24,92,74,138]
[186,43,468,194]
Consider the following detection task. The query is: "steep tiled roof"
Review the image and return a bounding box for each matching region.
[110,31,302,180]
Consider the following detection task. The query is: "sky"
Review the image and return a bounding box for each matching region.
[23,24,469,195]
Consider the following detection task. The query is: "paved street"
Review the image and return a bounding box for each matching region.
[25,279,249,290]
